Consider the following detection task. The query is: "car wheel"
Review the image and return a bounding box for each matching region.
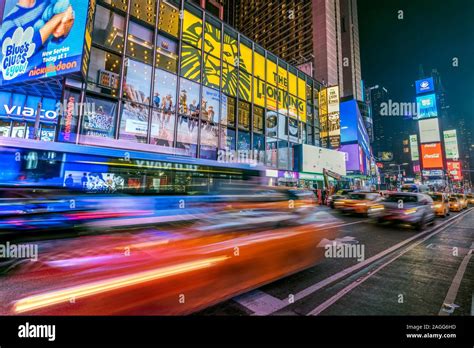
[415,215,426,231]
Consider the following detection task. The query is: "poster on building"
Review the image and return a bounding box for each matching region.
[421,143,444,169]
[318,86,340,149]
[0,0,91,86]
[82,96,116,138]
[447,161,462,181]
[443,129,459,159]
[409,134,419,161]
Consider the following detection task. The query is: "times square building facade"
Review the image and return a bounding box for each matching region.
[0,0,327,188]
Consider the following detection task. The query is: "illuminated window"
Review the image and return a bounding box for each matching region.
[204,19,221,59]
[238,71,251,102]
[87,48,121,97]
[123,58,152,104]
[180,43,202,83]
[119,102,149,143]
[158,1,179,38]
[238,100,250,131]
[93,6,125,53]
[126,21,153,64]
[253,106,264,133]
[203,53,221,89]
[156,34,178,73]
[182,10,203,49]
[130,0,156,25]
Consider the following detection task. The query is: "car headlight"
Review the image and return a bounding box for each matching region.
[433,204,442,209]
[403,208,418,215]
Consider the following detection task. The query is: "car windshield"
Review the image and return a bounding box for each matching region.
[385,195,418,203]
[348,193,368,200]
[467,194,473,198]
[449,198,458,202]
[429,194,443,201]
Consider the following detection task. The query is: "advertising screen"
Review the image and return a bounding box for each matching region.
[409,134,419,161]
[0,0,90,86]
[421,143,444,169]
[416,94,438,119]
[415,77,435,94]
[301,144,346,176]
[419,118,440,143]
[447,161,462,181]
[340,100,358,143]
[443,129,459,159]
[339,144,362,172]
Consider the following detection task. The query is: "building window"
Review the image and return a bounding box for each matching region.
[202,87,220,123]
[92,5,125,53]
[119,102,149,143]
[130,0,156,25]
[178,78,200,118]
[253,133,265,164]
[253,106,264,133]
[151,108,175,147]
[200,122,219,160]
[127,21,154,64]
[158,1,179,38]
[123,58,152,104]
[82,96,118,139]
[222,95,236,127]
[266,137,277,168]
[87,48,121,97]
[102,0,128,12]
[153,69,177,112]
[156,34,178,73]
[180,43,202,83]
[238,100,250,130]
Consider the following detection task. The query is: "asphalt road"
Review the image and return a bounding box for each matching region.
[199,206,474,316]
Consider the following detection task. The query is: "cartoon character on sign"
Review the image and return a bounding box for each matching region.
[1,0,75,81]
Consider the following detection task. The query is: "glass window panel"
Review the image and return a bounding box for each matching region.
[87,48,121,97]
[266,137,278,168]
[219,126,235,151]
[11,121,26,138]
[266,110,277,138]
[127,21,154,64]
[288,117,299,143]
[119,102,149,143]
[176,115,198,157]
[221,63,237,97]
[253,51,265,79]
[266,58,277,86]
[201,87,220,123]
[298,99,306,123]
[238,130,251,160]
[253,77,265,107]
[123,58,152,104]
[39,124,55,142]
[130,0,156,25]
[278,113,288,140]
[298,77,306,100]
[203,53,220,89]
[0,120,11,137]
[153,69,177,112]
[238,71,251,102]
[239,42,253,74]
[151,108,175,147]
[204,21,221,59]
[93,6,125,52]
[289,72,297,96]
[238,100,250,130]
[183,10,203,48]
[178,78,200,118]
[222,32,238,66]
[253,106,264,133]
[82,96,118,138]
[253,133,265,165]
[223,96,236,127]
[156,35,178,73]
[180,43,202,83]
[200,122,219,160]
[158,1,179,38]
[102,0,128,11]
[278,140,289,170]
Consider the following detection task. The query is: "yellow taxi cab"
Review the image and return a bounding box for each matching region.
[334,192,384,217]
[428,192,450,217]
[449,197,462,212]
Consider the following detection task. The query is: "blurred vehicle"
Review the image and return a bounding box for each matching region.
[449,197,462,212]
[451,194,468,209]
[401,184,429,193]
[428,192,450,218]
[377,192,435,231]
[334,192,384,217]
[0,211,340,316]
[327,189,354,209]
[467,194,474,205]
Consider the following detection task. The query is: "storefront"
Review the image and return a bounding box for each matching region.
[0,0,325,175]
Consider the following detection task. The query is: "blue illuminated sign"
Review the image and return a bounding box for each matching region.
[416,94,438,120]
[0,0,90,86]
[415,77,435,94]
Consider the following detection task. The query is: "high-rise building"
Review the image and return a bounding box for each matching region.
[368,85,390,156]
[230,0,363,100]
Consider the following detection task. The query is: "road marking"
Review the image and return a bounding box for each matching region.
[439,241,474,316]
[234,290,287,315]
[307,210,470,316]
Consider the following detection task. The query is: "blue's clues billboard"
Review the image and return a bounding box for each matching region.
[0,0,90,86]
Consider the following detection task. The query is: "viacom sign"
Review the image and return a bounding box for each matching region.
[415,77,435,95]
[2,104,58,122]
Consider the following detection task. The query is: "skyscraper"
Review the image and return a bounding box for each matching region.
[230,0,363,100]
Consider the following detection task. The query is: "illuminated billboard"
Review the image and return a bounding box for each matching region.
[416,94,438,120]
[419,118,440,143]
[318,86,340,149]
[415,77,435,94]
[409,134,419,161]
[443,130,459,159]
[447,161,462,181]
[340,144,362,172]
[421,143,444,169]
[301,144,346,176]
[0,0,90,86]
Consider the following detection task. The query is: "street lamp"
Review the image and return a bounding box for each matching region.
[389,163,409,189]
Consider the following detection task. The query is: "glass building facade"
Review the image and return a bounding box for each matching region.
[1,0,324,172]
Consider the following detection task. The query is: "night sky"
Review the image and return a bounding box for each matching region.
[358,0,474,149]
